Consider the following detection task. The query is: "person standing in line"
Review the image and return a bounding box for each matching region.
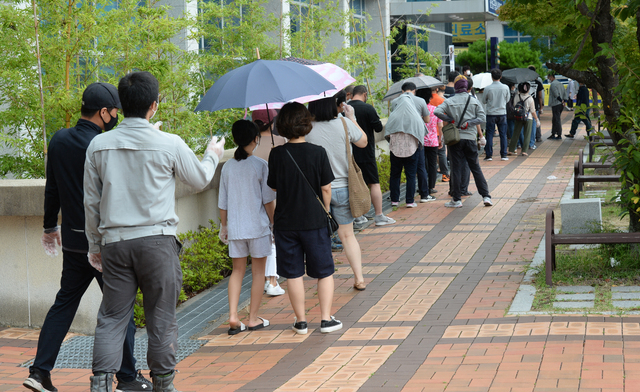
[433,86,450,182]
[267,102,342,335]
[385,82,430,208]
[527,65,545,144]
[434,77,493,209]
[219,120,276,335]
[566,79,576,110]
[547,72,567,140]
[444,71,459,98]
[85,72,225,392]
[408,88,436,203]
[423,91,443,194]
[348,86,396,227]
[306,97,368,291]
[252,109,287,296]
[565,82,593,138]
[508,82,540,157]
[482,68,511,162]
[344,85,355,102]
[24,83,152,392]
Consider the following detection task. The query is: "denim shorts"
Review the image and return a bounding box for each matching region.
[228,234,272,258]
[330,187,354,225]
[274,228,334,279]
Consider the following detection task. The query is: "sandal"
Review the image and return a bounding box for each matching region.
[507,152,515,156]
[354,281,367,291]
[248,317,270,331]
[228,322,246,335]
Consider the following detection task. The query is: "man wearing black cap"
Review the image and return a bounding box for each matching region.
[23,83,151,392]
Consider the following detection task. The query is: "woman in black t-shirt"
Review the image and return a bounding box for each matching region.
[267,102,343,335]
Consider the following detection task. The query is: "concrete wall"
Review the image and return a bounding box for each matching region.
[0,150,233,335]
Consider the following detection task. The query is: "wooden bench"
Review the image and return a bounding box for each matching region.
[587,123,615,162]
[573,148,616,198]
[544,209,640,285]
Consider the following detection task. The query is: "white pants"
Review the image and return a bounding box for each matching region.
[265,243,278,278]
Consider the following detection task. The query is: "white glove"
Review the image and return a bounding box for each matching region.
[88,253,102,272]
[343,104,356,121]
[206,136,225,160]
[218,224,229,245]
[41,227,61,257]
[536,119,541,128]
[152,121,163,130]
[478,137,487,148]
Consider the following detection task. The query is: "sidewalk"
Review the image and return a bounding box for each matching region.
[2,111,635,392]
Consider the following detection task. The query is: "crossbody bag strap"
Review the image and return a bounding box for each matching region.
[284,148,331,215]
[340,117,352,164]
[457,95,471,127]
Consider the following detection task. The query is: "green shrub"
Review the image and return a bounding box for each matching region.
[134,220,231,327]
[377,147,406,193]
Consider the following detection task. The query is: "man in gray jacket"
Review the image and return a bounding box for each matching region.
[482,69,511,161]
[84,71,225,392]
[548,73,568,140]
[434,77,492,208]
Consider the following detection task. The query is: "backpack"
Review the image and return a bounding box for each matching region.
[513,95,530,121]
[506,94,516,120]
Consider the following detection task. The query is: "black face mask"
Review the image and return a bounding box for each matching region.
[102,111,118,131]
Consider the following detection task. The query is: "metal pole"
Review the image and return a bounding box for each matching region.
[32,0,47,174]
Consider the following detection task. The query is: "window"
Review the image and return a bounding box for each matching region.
[502,25,532,43]
[199,0,245,52]
[290,0,311,34]
[350,0,365,47]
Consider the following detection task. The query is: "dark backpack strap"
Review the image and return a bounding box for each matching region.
[284,148,331,216]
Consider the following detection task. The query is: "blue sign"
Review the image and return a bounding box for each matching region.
[486,0,504,16]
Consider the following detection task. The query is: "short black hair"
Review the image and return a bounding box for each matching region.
[448,71,460,83]
[275,102,314,139]
[118,71,159,118]
[462,65,471,72]
[345,85,355,95]
[402,82,417,92]
[491,68,502,80]
[307,97,338,122]
[334,90,347,107]
[466,76,474,90]
[352,85,367,96]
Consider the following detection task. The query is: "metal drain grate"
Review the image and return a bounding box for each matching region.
[22,336,205,370]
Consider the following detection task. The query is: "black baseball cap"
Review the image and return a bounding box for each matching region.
[81,82,122,110]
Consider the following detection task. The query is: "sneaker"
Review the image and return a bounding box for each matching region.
[353,216,368,225]
[391,201,399,207]
[554,136,562,140]
[530,145,537,150]
[441,174,450,182]
[116,371,153,392]
[420,195,436,203]
[484,157,492,161]
[483,197,493,206]
[565,134,574,138]
[547,135,555,139]
[374,214,396,226]
[429,188,437,194]
[264,280,270,292]
[265,282,285,296]
[462,191,473,197]
[501,157,509,161]
[536,138,542,142]
[364,210,375,219]
[406,202,418,208]
[24,369,58,392]
[320,316,343,333]
[444,200,463,208]
[150,371,179,392]
[292,318,308,335]
[331,242,343,252]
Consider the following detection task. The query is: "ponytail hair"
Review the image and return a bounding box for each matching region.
[232,119,260,161]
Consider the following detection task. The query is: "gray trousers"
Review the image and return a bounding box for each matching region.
[93,235,182,375]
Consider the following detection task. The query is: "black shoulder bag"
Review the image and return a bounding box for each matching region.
[285,149,339,236]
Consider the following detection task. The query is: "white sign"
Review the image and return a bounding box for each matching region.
[449,45,455,71]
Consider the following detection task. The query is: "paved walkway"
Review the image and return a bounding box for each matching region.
[2,112,636,392]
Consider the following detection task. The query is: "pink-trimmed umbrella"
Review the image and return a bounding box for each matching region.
[249,57,355,110]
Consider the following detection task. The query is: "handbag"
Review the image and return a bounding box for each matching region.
[285,149,339,235]
[442,95,471,146]
[340,117,371,218]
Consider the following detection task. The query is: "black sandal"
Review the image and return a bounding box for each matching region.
[227,322,246,335]
[248,317,270,331]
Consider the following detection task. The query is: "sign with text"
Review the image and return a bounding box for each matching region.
[452,22,486,43]
[486,0,504,16]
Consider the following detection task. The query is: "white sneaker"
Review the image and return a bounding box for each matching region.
[501,157,509,161]
[483,197,493,206]
[265,283,285,296]
[406,202,418,208]
[444,200,463,208]
[374,214,396,226]
[420,195,436,203]
[353,216,368,225]
[264,281,270,292]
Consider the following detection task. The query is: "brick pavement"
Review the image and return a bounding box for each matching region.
[2,112,636,391]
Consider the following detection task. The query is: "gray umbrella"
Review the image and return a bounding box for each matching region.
[501,68,540,85]
[382,75,444,102]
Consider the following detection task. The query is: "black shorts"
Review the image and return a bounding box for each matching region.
[357,160,379,185]
[274,228,334,279]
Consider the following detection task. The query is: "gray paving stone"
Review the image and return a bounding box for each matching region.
[612,286,640,293]
[553,301,594,309]
[556,293,595,301]
[612,293,640,300]
[613,301,640,308]
[509,285,535,312]
[556,286,594,293]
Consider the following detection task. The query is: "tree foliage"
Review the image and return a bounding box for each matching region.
[389,20,441,80]
[455,39,543,74]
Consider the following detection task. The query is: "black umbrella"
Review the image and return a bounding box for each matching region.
[501,68,540,85]
[195,59,335,112]
[382,75,444,102]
